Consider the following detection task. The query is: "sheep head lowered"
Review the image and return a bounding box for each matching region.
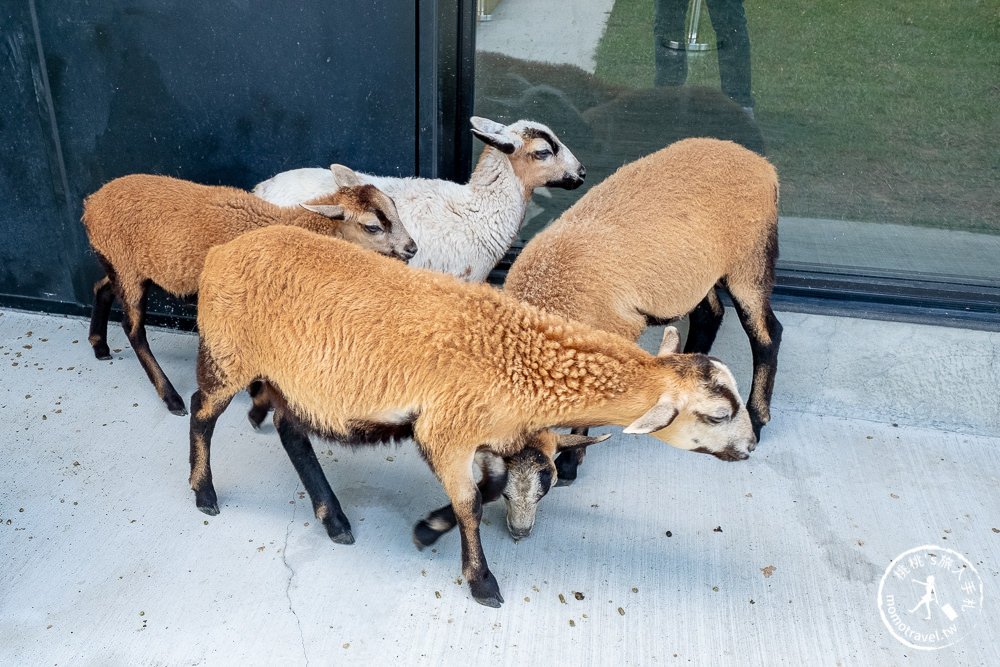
[413,327,757,545]
[469,116,586,192]
[301,164,417,261]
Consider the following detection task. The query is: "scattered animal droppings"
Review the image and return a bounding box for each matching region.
[750,599,756,604]
[25,394,31,399]
[890,493,900,499]
[618,607,625,616]
[23,345,31,349]
[761,565,776,578]
[712,586,720,592]
[568,620,575,627]
[342,643,350,649]
[434,591,441,599]
[558,593,567,604]
[992,528,999,534]
[524,597,530,603]
[72,340,78,344]
[632,587,638,593]
[386,456,394,462]
[713,526,723,532]
[203,520,208,525]
[573,591,584,600]
[665,530,672,537]
[866,435,873,440]
[304,522,310,527]
[132,403,138,407]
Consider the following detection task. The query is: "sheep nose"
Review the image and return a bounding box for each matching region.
[508,525,532,540]
[401,241,418,261]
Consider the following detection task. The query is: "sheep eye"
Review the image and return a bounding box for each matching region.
[532,149,552,160]
[703,413,730,425]
[363,224,383,234]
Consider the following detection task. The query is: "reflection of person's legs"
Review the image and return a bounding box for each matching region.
[705,0,754,109]
[654,0,689,87]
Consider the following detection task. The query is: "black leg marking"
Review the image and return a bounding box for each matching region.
[553,426,589,486]
[189,388,233,515]
[684,288,725,354]
[274,410,354,545]
[456,491,502,607]
[727,289,782,441]
[120,282,187,415]
[89,276,115,360]
[246,380,272,430]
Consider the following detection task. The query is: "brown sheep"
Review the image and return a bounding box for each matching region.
[82,166,416,416]
[189,225,757,607]
[414,137,780,545]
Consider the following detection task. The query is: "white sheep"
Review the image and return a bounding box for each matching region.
[252,116,586,282]
[190,225,757,607]
[413,137,781,543]
[82,166,415,415]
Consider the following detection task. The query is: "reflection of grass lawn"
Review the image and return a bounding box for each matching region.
[594,0,1000,234]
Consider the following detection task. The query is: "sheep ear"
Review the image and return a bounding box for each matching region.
[623,397,679,434]
[329,164,361,187]
[657,326,682,356]
[470,116,520,155]
[554,432,611,452]
[299,203,346,220]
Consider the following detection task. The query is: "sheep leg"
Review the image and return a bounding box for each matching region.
[246,380,272,429]
[88,275,115,360]
[272,408,355,545]
[118,281,187,415]
[726,286,782,440]
[552,426,589,486]
[431,451,502,607]
[188,386,235,515]
[413,452,508,550]
[684,288,725,354]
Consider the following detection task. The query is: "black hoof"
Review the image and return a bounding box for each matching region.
[165,394,188,416]
[195,488,219,515]
[323,513,355,545]
[328,528,355,545]
[198,503,220,516]
[92,341,111,360]
[469,571,504,607]
[247,409,266,431]
[412,520,444,551]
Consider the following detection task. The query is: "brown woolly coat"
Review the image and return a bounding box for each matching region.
[196,226,694,463]
[505,137,779,340]
[82,173,386,300]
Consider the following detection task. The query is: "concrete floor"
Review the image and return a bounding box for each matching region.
[2,306,998,665]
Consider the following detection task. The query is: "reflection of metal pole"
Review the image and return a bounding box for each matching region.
[667,0,713,51]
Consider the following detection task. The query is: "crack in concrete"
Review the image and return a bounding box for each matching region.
[282,489,309,667]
